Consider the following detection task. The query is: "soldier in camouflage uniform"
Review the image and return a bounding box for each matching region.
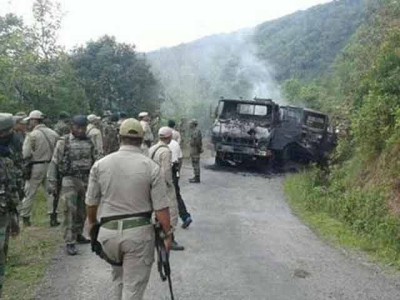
[102,113,119,155]
[54,111,70,136]
[47,115,96,255]
[87,114,104,159]
[189,119,203,183]
[0,113,21,297]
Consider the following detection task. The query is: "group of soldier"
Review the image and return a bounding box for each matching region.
[0,108,203,298]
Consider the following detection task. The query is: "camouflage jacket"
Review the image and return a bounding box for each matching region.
[48,134,96,185]
[102,122,119,155]
[54,120,70,136]
[0,145,19,213]
[189,128,203,155]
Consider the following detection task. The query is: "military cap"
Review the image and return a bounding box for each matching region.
[24,110,45,121]
[15,111,27,117]
[110,113,119,122]
[158,126,173,138]
[72,115,88,127]
[168,120,176,128]
[0,113,14,131]
[138,112,149,118]
[119,118,144,138]
[103,110,112,117]
[87,114,101,123]
[59,111,70,119]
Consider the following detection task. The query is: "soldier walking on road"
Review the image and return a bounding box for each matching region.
[47,116,96,255]
[189,119,203,183]
[169,137,193,229]
[86,118,172,299]
[150,127,185,250]
[0,114,21,297]
[87,114,104,159]
[20,110,59,227]
[54,111,71,136]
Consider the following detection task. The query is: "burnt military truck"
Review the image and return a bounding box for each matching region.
[210,98,279,166]
[269,106,337,166]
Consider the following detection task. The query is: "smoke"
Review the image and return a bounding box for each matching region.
[147,27,285,120]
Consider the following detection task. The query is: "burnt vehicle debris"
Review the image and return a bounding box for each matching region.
[210,97,279,166]
[210,99,337,169]
[269,106,337,167]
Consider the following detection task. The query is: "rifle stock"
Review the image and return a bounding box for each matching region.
[154,223,175,300]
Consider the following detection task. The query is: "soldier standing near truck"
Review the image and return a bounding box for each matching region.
[189,119,203,183]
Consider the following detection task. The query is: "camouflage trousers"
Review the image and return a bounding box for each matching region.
[191,155,201,177]
[60,177,87,244]
[0,213,10,297]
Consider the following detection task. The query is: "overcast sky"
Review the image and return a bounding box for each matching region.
[1,0,332,52]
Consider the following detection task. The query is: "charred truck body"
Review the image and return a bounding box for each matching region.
[210,98,279,166]
[269,106,337,165]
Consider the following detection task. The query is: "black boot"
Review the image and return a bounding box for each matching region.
[171,240,185,251]
[66,244,77,256]
[77,234,90,244]
[50,213,60,227]
[22,217,31,227]
[189,176,200,183]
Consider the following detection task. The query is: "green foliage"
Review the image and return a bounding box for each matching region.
[254,0,366,81]
[70,36,161,116]
[286,170,400,267]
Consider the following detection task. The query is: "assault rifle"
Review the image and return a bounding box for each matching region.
[154,223,174,300]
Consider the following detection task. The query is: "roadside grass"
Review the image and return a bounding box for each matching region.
[4,189,62,300]
[285,171,400,269]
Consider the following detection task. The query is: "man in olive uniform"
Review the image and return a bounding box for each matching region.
[48,116,96,255]
[20,110,59,226]
[86,118,172,299]
[149,127,184,251]
[54,111,70,136]
[87,114,104,159]
[138,112,154,156]
[0,113,21,296]
[102,113,119,155]
[189,119,203,183]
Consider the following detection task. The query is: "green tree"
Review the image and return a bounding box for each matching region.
[70,36,161,115]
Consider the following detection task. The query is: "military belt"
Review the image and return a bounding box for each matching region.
[31,160,51,164]
[102,218,151,230]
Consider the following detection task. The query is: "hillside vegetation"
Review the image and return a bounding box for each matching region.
[148,0,367,121]
[285,0,400,266]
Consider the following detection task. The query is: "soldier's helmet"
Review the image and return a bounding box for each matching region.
[0,113,14,132]
[119,118,144,138]
[72,115,88,127]
[59,111,70,120]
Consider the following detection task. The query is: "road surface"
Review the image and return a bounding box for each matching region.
[36,159,400,300]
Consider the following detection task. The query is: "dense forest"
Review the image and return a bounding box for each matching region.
[0,0,161,117]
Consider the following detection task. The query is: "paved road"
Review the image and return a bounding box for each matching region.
[36,160,400,300]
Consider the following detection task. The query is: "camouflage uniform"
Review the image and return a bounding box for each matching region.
[102,121,119,155]
[189,121,203,182]
[48,134,96,247]
[140,120,154,156]
[87,123,104,159]
[54,120,70,136]
[0,114,20,296]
